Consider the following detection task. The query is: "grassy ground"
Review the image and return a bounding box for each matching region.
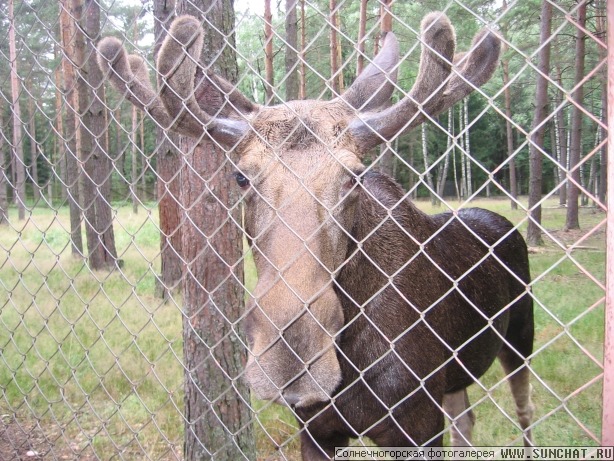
[0,197,605,459]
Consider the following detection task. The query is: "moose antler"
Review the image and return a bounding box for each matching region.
[97,12,499,153]
[97,16,255,148]
[347,12,501,151]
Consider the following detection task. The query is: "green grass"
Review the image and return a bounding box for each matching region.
[0,197,605,459]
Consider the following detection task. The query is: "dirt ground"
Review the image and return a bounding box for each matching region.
[0,414,96,461]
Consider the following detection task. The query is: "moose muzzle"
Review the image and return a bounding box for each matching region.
[244,263,343,408]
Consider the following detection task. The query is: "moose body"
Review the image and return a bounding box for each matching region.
[295,171,534,454]
[99,11,535,459]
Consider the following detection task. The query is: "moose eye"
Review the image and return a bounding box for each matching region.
[234,172,250,188]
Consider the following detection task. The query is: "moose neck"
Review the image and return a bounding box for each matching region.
[335,171,438,311]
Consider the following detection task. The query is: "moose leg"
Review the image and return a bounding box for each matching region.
[498,346,535,448]
[443,388,475,446]
[300,429,349,461]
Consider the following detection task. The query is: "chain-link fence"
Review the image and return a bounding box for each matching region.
[0,0,611,459]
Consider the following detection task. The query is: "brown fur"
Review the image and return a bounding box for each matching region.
[98,11,534,458]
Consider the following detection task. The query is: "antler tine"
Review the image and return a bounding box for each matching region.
[404,28,501,132]
[349,12,456,152]
[157,15,248,147]
[97,37,173,130]
[338,31,400,112]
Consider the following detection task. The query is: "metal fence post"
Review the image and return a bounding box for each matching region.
[603,0,614,446]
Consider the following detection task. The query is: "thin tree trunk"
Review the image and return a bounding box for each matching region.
[421,124,436,204]
[8,0,26,221]
[459,103,467,198]
[264,0,274,104]
[555,66,568,206]
[501,0,517,209]
[285,0,299,101]
[526,0,553,246]
[60,0,84,256]
[464,98,472,197]
[54,42,67,203]
[153,0,183,297]
[0,110,7,225]
[176,0,255,459]
[376,0,394,177]
[77,0,118,269]
[140,112,146,199]
[28,93,40,203]
[357,0,368,75]
[131,105,139,214]
[330,0,341,95]
[437,108,453,199]
[299,0,306,99]
[565,1,587,230]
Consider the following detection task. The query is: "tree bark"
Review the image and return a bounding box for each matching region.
[60,0,84,256]
[27,94,40,203]
[330,0,341,96]
[596,0,607,206]
[299,0,306,99]
[8,0,26,221]
[555,66,568,206]
[152,0,183,297]
[175,0,255,459]
[463,98,472,197]
[285,0,299,101]
[501,0,517,209]
[357,0,368,75]
[421,124,436,204]
[526,0,553,246]
[377,0,394,178]
[77,0,118,270]
[565,0,587,230]
[0,110,7,225]
[264,0,274,104]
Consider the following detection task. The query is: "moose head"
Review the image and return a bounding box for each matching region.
[97,12,501,408]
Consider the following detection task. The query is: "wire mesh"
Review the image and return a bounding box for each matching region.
[0,0,608,459]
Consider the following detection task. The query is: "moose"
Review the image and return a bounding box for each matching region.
[98,11,535,459]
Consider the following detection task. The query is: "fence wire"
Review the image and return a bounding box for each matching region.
[0,0,609,459]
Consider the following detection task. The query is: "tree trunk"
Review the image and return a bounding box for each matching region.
[0,110,7,225]
[176,0,255,459]
[357,0,368,75]
[285,0,299,101]
[565,0,587,230]
[437,108,453,199]
[329,0,341,96]
[459,102,467,198]
[8,0,26,221]
[526,0,552,246]
[54,41,67,203]
[377,0,394,177]
[77,0,118,270]
[463,98,472,197]
[421,124,436,204]
[299,0,306,99]
[131,105,139,214]
[501,0,517,209]
[152,0,183,297]
[27,94,40,203]
[264,0,274,104]
[555,66,568,206]
[60,0,84,256]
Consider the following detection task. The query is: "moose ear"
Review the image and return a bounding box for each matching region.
[338,31,399,112]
